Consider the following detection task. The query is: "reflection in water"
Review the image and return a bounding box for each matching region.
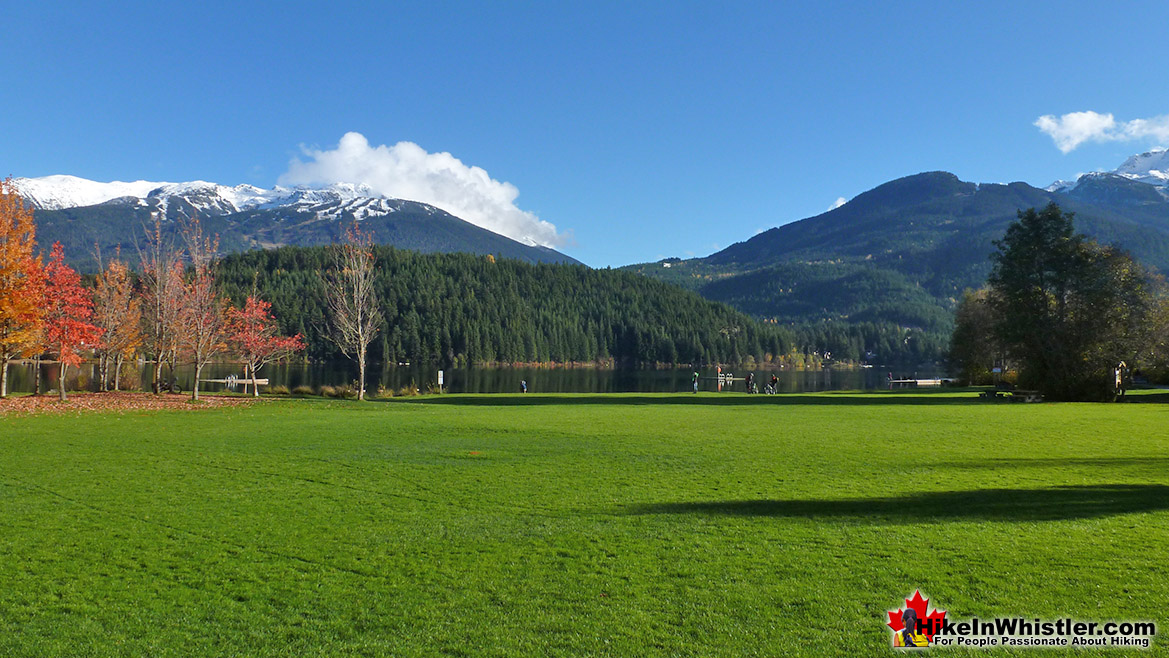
[3,361,935,395]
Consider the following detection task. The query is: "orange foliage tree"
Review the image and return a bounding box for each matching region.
[0,177,45,398]
[43,243,101,401]
[180,218,227,401]
[226,296,305,396]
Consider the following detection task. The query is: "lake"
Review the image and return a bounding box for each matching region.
[2,361,940,395]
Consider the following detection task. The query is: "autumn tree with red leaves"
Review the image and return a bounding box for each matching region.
[43,243,101,401]
[227,295,305,396]
[0,178,46,398]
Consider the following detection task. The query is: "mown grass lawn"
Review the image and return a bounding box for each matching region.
[1,391,1167,656]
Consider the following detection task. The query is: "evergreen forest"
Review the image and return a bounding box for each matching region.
[216,246,803,368]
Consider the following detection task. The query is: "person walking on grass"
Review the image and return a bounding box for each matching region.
[692,370,699,393]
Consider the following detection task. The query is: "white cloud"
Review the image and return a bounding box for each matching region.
[828,197,847,211]
[279,132,567,248]
[1035,111,1169,153]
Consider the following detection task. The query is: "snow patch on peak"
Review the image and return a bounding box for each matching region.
[10,175,472,226]
[10,175,171,210]
[146,181,285,213]
[10,175,394,216]
[1114,147,1169,186]
[1049,148,1169,192]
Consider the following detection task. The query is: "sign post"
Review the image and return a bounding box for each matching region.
[438,369,444,393]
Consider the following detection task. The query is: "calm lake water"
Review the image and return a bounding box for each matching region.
[3,361,940,395]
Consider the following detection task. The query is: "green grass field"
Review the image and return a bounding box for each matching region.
[2,391,1167,656]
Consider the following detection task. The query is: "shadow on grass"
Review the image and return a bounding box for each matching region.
[1124,391,1169,404]
[391,390,985,407]
[935,457,1169,471]
[628,484,1169,523]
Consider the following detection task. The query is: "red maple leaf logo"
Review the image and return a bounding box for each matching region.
[887,590,947,641]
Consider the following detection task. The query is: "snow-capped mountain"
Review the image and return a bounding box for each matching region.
[1048,148,1169,193]
[11,175,170,210]
[1114,148,1169,186]
[17,174,579,271]
[9,175,415,222]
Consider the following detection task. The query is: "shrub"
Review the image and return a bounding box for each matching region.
[292,385,314,396]
[333,384,357,399]
[267,385,290,395]
[395,386,419,397]
[318,385,337,398]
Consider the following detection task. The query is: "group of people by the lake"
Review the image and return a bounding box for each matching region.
[691,370,778,394]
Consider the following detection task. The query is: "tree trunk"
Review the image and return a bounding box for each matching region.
[98,355,109,392]
[114,355,123,391]
[251,363,259,397]
[59,363,68,401]
[192,362,202,401]
[358,347,366,400]
[153,359,163,394]
[32,356,41,395]
[1,358,8,398]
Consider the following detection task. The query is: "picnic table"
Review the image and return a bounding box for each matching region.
[1010,390,1043,403]
[979,389,1042,403]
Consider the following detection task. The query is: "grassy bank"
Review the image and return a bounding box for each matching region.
[1,391,1166,656]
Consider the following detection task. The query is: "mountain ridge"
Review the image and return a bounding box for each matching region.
[625,153,1169,363]
[12,175,579,270]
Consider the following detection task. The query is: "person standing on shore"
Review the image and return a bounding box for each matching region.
[692,371,699,393]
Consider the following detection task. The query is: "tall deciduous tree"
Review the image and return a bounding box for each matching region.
[44,243,101,401]
[139,215,184,394]
[93,257,142,391]
[180,218,226,401]
[227,295,305,396]
[987,203,1151,400]
[0,178,45,398]
[326,224,383,400]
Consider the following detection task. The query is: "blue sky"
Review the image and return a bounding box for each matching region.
[4,1,1168,266]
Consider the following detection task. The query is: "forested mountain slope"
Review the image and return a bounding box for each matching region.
[625,171,1169,363]
[217,246,798,367]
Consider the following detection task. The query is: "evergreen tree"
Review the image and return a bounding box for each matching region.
[987,203,1151,400]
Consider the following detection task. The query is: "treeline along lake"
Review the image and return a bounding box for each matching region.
[3,361,923,395]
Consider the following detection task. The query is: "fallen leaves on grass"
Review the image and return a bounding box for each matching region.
[0,392,257,416]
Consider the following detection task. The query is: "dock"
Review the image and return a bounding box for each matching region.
[887,378,954,388]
